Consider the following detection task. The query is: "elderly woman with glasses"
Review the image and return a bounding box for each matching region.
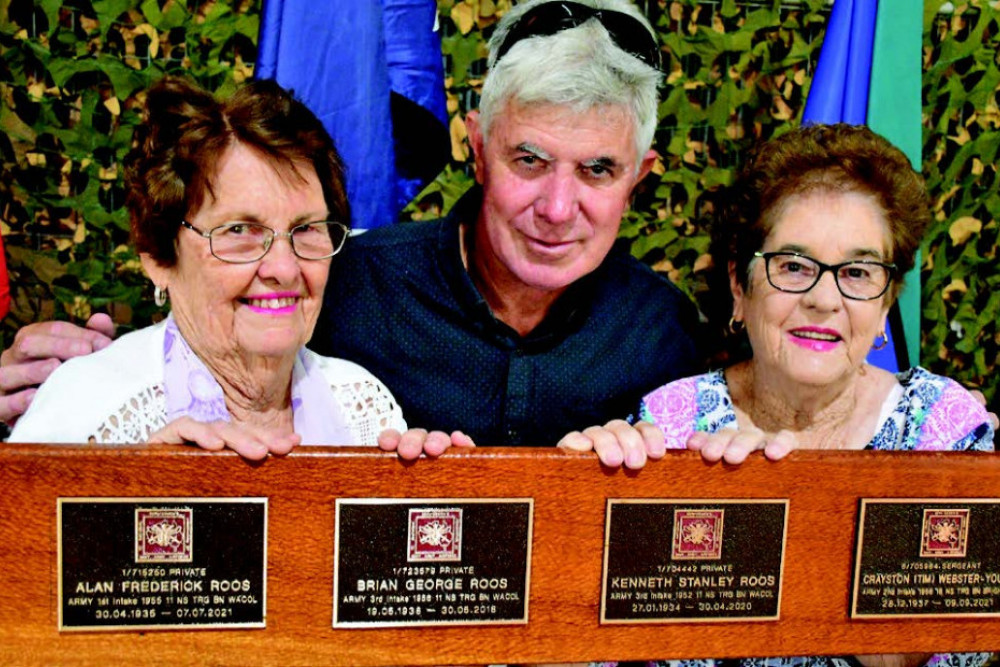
[568,126,994,667]
[8,77,460,458]
[638,124,993,464]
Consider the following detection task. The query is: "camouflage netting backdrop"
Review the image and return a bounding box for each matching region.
[1,0,998,410]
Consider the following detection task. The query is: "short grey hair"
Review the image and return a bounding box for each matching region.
[479,0,662,165]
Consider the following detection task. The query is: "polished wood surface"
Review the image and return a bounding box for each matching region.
[1,444,998,665]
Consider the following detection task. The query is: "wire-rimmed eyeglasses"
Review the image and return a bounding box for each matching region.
[754,251,896,301]
[181,220,348,263]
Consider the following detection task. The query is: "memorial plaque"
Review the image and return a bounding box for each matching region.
[58,498,267,631]
[852,499,1000,618]
[601,499,788,623]
[333,498,532,627]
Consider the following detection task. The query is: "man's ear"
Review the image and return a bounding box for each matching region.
[465,110,486,185]
[635,148,657,184]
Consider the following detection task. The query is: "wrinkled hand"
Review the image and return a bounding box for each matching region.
[0,314,115,424]
[557,419,666,469]
[148,417,300,461]
[969,390,999,430]
[378,428,475,461]
[686,427,797,464]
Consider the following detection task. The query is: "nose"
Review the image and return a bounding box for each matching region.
[802,269,842,311]
[257,234,301,285]
[534,172,578,225]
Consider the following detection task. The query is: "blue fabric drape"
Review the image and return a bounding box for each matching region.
[257,0,448,229]
[802,0,906,372]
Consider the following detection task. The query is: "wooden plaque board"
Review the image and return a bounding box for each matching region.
[1,444,999,665]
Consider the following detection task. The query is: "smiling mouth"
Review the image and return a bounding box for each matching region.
[242,296,299,309]
[791,329,841,342]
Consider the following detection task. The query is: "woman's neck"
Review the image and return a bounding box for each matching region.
[727,360,896,450]
[209,354,296,431]
[174,319,297,434]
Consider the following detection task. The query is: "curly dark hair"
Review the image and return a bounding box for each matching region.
[711,123,929,308]
[125,76,349,266]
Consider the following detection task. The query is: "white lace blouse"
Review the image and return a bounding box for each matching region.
[9,320,406,445]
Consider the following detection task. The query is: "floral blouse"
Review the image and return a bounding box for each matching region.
[632,367,994,667]
[640,367,994,453]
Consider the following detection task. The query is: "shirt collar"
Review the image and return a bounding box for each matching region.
[436,185,602,348]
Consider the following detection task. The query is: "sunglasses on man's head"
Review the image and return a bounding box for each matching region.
[494,1,662,72]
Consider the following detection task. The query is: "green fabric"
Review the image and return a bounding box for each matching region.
[867,0,923,368]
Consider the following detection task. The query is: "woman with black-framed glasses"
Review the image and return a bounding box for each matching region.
[9,76,472,459]
[639,125,993,461]
[566,125,995,667]
[640,125,994,667]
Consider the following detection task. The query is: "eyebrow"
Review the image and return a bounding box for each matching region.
[512,143,622,170]
[513,142,553,161]
[582,156,620,170]
[776,243,886,261]
[209,211,331,226]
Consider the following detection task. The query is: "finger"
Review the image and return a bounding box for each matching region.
[604,420,647,469]
[396,428,428,461]
[450,430,476,449]
[217,424,269,461]
[0,388,37,424]
[763,429,797,461]
[377,429,402,452]
[556,431,594,452]
[634,421,667,460]
[85,313,116,350]
[0,358,61,393]
[8,331,102,363]
[267,432,300,456]
[721,430,767,465]
[148,419,224,449]
[693,429,739,463]
[422,431,453,458]
[685,431,709,451]
[203,422,272,460]
[583,426,625,468]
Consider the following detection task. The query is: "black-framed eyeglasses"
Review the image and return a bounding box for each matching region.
[753,251,897,301]
[494,0,662,71]
[181,220,348,263]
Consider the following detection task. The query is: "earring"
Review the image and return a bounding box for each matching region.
[154,285,168,307]
[872,331,888,350]
[728,317,745,334]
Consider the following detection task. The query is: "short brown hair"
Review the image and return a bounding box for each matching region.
[712,123,929,305]
[125,76,349,266]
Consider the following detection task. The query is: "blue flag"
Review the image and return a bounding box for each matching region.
[257,0,449,229]
[802,0,915,373]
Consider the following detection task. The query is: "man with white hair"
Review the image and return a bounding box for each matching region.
[0,0,703,464]
[312,0,701,460]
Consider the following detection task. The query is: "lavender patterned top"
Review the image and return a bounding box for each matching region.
[163,315,354,445]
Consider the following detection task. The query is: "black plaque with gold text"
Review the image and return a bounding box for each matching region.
[852,499,1000,618]
[58,498,267,631]
[601,499,788,623]
[333,498,532,627]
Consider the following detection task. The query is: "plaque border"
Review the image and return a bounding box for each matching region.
[852,497,1000,620]
[600,498,789,624]
[57,496,268,632]
[332,497,534,628]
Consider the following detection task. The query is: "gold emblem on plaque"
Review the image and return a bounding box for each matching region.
[135,508,193,563]
[407,508,462,562]
[920,508,970,558]
[671,509,724,560]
